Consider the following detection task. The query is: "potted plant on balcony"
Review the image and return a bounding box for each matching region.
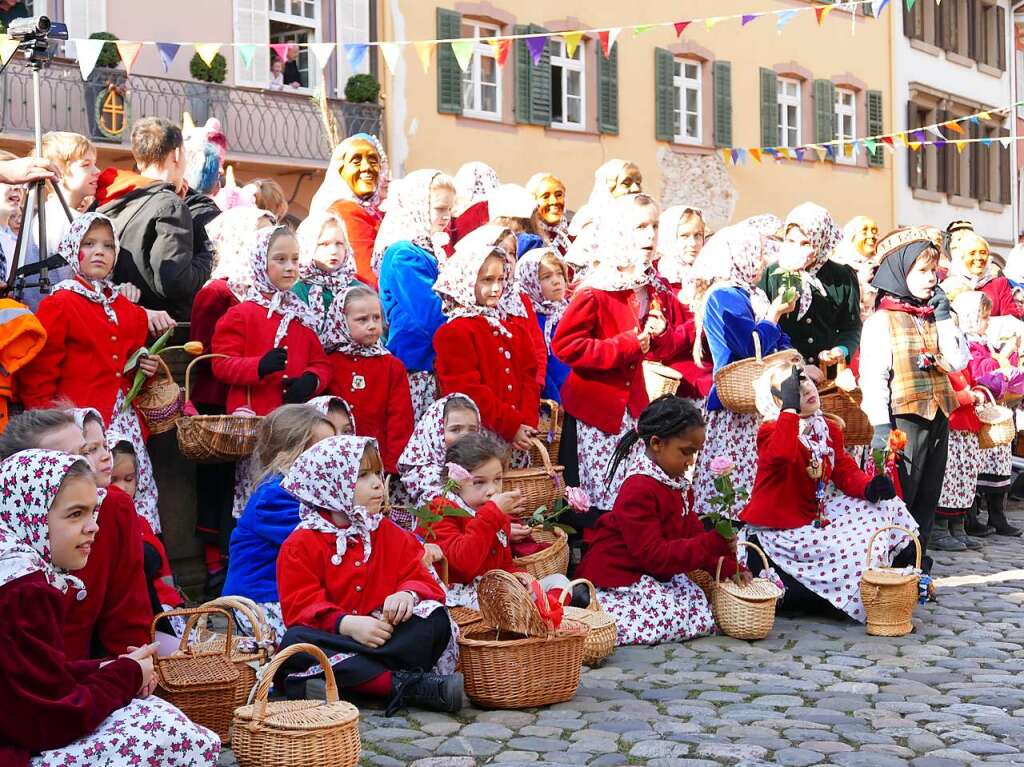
[84,32,125,141]
[186,52,227,126]
[341,73,380,136]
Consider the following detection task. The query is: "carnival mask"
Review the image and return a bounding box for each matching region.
[339,138,381,199]
[534,176,566,226]
[851,216,878,260]
[612,165,642,198]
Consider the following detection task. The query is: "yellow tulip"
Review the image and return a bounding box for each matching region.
[183,341,204,356]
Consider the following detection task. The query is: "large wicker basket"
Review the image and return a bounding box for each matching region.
[642,361,682,401]
[861,525,922,637]
[513,527,569,579]
[177,354,262,463]
[135,356,184,434]
[711,541,782,641]
[505,438,565,516]
[153,606,241,742]
[449,606,484,630]
[231,643,361,767]
[976,389,1016,450]
[527,400,563,467]
[563,579,617,666]
[817,361,872,447]
[714,333,801,414]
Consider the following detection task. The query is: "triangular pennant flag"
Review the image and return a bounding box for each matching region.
[909,141,922,151]
[195,43,222,68]
[749,148,762,164]
[1000,136,1013,149]
[309,42,335,71]
[270,43,290,63]
[981,137,993,147]
[115,41,142,75]
[674,21,692,37]
[979,111,992,120]
[906,0,916,9]
[882,135,894,146]
[864,138,878,155]
[525,34,548,65]
[0,37,18,67]
[598,28,621,58]
[563,32,583,59]
[413,41,434,73]
[935,138,947,147]
[344,43,367,72]
[238,44,255,68]
[487,38,510,67]
[896,132,908,147]
[794,147,805,162]
[780,147,794,160]
[872,0,891,15]
[74,38,104,80]
[742,14,758,26]
[954,140,967,153]
[777,10,798,33]
[379,42,401,73]
[731,148,740,164]
[705,17,721,31]
[816,5,835,24]
[814,146,827,161]
[927,126,945,139]
[944,120,964,135]
[969,115,980,125]
[912,129,926,142]
[632,24,654,36]
[449,39,474,72]
[156,42,180,73]
[825,145,836,160]
[721,148,732,165]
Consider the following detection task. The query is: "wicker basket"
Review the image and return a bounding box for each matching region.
[687,570,715,600]
[817,361,872,447]
[153,606,241,742]
[711,541,782,641]
[714,333,802,414]
[513,527,569,579]
[642,361,682,401]
[861,525,922,637]
[563,579,617,666]
[449,606,484,630]
[528,400,563,467]
[135,356,184,434]
[976,389,1016,450]
[231,643,361,767]
[177,354,262,463]
[505,438,565,516]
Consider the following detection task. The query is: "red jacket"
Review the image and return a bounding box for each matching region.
[433,315,540,442]
[552,286,694,434]
[211,301,331,415]
[663,301,713,399]
[510,295,548,389]
[0,572,142,767]
[327,352,414,473]
[189,278,239,407]
[63,486,151,661]
[278,517,444,632]
[17,286,149,423]
[329,200,382,290]
[741,412,872,529]
[576,474,736,588]
[983,276,1024,319]
[421,498,522,585]
[450,200,489,246]
[947,368,983,433]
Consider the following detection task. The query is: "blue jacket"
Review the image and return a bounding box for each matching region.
[517,233,545,258]
[378,241,445,372]
[703,287,790,412]
[538,313,569,402]
[222,474,300,603]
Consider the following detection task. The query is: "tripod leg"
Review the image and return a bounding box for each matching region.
[35,176,48,294]
[48,178,74,222]
[4,180,36,300]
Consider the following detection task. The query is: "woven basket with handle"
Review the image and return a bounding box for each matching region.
[135,355,184,434]
[513,527,569,579]
[976,388,1016,450]
[177,354,262,463]
[861,525,921,637]
[527,400,563,467]
[563,578,617,665]
[711,541,782,640]
[153,606,240,742]
[505,437,565,516]
[817,359,872,446]
[231,643,361,767]
[714,333,801,414]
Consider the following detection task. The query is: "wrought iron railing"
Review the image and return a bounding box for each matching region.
[0,58,382,164]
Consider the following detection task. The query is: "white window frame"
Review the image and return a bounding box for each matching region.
[777,77,801,148]
[269,0,323,92]
[62,0,102,61]
[550,37,586,132]
[834,87,857,166]
[460,20,502,121]
[672,59,702,145]
[336,0,371,96]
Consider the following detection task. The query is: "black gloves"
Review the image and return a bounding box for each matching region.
[864,474,897,504]
[928,286,952,321]
[775,365,804,413]
[283,372,319,404]
[870,424,891,452]
[258,348,288,378]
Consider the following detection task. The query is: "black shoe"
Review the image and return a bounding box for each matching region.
[570,582,592,609]
[931,521,967,551]
[949,518,983,550]
[986,493,1023,537]
[965,499,995,537]
[386,671,464,716]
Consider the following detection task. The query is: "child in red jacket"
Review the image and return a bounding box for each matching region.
[274,435,462,714]
[740,362,917,622]
[324,284,413,474]
[575,396,739,645]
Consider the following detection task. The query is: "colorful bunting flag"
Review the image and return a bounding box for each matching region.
[525,34,548,64]
[968,116,980,125]
[742,14,758,25]
[882,135,894,146]
[1000,136,1013,149]
[413,41,434,73]
[825,145,836,160]
[449,39,474,71]
[912,130,926,142]
[598,28,621,58]
[979,111,992,120]
[563,31,583,59]
[194,43,222,68]
[909,141,922,151]
[632,24,654,36]
[115,41,142,75]
[731,148,740,164]
[238,44,256,68]
[813,146,828,161]
[981,137,993,146]
[309,42,335,71]
[794,147,805,162]
[270,43,290,63]
[721,148,731,165]
[674,21,692,37]
[749,148,762,163]
[906,0,916,10]
[864,138,878,155]
[954,140,967,153]
[896,132,908,147]
[0,36,17,67]
[75,38,105,80]
[487,38,510,67]
[815,5,834,25]
[379,42,401,73]
[705,17,721,31]
[156,42,180,73]
[777,10,798,33]
[944,120,964,135]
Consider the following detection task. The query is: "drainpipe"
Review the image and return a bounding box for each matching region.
[1012,1,1021,240]
[888,1,898,230]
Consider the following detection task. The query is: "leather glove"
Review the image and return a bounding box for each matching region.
[864,474,896,504]
[928,285,952,321]
[258,348,288,378]
[870,424,892,452]
[775,365,804,413]
[282,372,318,404]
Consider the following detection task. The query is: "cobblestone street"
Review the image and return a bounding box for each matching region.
[221,505,1024,767]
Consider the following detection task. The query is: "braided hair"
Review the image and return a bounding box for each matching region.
[606,395,705,483]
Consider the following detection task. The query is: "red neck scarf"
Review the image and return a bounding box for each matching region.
[879,295,934,319]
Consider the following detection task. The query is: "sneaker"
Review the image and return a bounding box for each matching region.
[387,671,464,715]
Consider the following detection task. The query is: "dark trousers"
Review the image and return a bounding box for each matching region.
[892,412,948,572]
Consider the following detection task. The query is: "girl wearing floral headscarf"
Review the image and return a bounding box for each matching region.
[274,436,462,714]
[212,225,332,415]
[293,210,358,332]
[0,449,220,766]
[516,247,570,401]
[324,284,413,474]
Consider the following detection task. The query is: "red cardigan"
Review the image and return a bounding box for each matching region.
[509,296,548,389]
[552,286,694,434]
[190,278,239,407]
[433,316,540,442]
[422,498,522,585]
[0,572,142,767]
[576,474,736,588]
[329,200,382,290]
[211,300,332,415]
[450,200,489,246]
[983,276,1024,319]
[326,352,414,473]
[947,368,983,433]
[63,486,151,661]
[17,286,149,423]
[278,517,444,633]
[741,412,872,529]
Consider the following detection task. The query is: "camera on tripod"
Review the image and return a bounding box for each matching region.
[6,16,68,63]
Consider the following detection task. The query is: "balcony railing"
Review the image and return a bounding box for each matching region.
[0,58,382,165]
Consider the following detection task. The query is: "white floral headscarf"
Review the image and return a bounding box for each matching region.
[780,203,842,320]
[516,248,568,352]
[282,435,383,565]
[71,407,102,432]
[308,395,356,431]
[0,450,97,595]
[453,224,527,321]
[371,169,452,275]
[433,236,513,337]
[245,225,321,348]
[578,199,652,293]
[625,447,687,492]
[951,290,989,340]
[321,286,389,357]
[397,393,480,507]
[656,204,704,288]
[526,173,572,256]
[309,133,390,218]
[587,159,633,207]
[53,212,121,323]
[563,203,600,275]
[296,210,357,324]
[691,223,772,318]
[453,161,499,218]
[208,206,277,300]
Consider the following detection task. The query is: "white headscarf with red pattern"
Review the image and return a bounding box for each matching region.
[53,212,121,323]
[397,393,481,507]
[296,210,357,325]
[516,247,568,352]
[246,225,321,347]
[433,235,513,338]
[320,286,389,357]
[371,169,453,274]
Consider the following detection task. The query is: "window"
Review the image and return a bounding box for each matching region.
[672,59,702,144]
[337,0,371,91]
[460,21,501,120]
[905,0,925,40]
[550,38,585,131]
[269,0,322,90]
[834,88,857,165]
[908,104,931,190]
[777,77,801,148]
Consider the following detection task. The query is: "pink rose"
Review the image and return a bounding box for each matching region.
[708,456,735,477]
[445,462,472,482]
[564,486,591,512]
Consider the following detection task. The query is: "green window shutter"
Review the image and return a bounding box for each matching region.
[514,24,532,124]
[654,48,674,142]
[867,90,884,168]
[528,24,551,126]
[597,41,619,135]
[759,67,778,148]
[813,78,835,145]
[713,60,732,148]
[997,7,1007,71]
[436,8,462,115]
[1000,128,1011,204]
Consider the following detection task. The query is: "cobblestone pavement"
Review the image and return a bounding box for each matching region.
[220,505,1024,767]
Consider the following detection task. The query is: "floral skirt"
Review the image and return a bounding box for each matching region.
[742,495,918,623]
[977,443,1013,492]
[576,415,637,511]
[938,430,981,509]
[30,696,219,766]
[597,574,716,646]
[109,392,160,533]
[234,600,286,647]
[408,371,439,423]
[231,455,254,519]
[693,409,760,519]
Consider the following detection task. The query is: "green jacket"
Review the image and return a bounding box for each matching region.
[292,281,335,317]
